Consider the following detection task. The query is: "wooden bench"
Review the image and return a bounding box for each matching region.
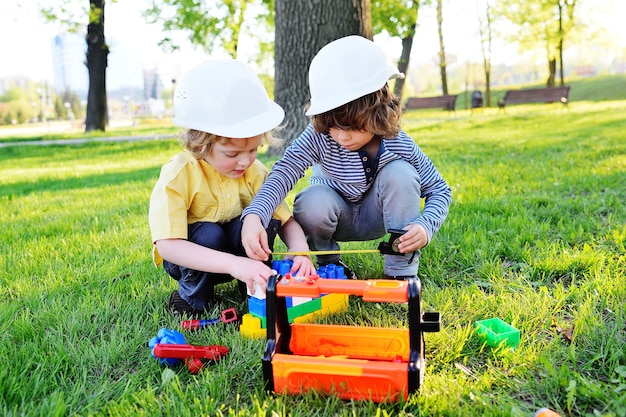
[498,86,570,109]
[405,95,457,112]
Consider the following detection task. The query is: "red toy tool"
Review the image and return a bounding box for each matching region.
[149,328,230,374]
[152,343,229,374]
[180,307,238,331]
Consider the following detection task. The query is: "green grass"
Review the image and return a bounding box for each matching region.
[1,99,625,416]
[0,118,180,144]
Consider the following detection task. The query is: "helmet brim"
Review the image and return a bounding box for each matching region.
[174,102,285,138]
[305,70,404,116]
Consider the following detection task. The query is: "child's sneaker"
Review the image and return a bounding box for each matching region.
[168,290,202,317]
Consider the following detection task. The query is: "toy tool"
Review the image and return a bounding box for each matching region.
[181,307,238,330]
[148,328,229,374]
[262,274,440,403]
[273,229,407,257]
[153,343,229,361]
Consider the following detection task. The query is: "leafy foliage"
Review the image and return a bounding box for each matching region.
[143,0,274,60]
[372,0,420,38]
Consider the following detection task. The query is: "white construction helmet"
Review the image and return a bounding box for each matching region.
[173,59,284,138]
[305,35,404,116]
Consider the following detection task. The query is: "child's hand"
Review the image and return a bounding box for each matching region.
[289,255,316,277]
[397,224,429,253]
[242,214,272,261]
[230,257,275,296]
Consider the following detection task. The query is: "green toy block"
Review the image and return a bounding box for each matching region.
[288,297,322,322]
[475,318,520,348]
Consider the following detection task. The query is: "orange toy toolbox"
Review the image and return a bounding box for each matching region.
[262,275,441,403]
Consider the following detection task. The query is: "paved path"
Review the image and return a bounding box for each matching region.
[0,134,175,148]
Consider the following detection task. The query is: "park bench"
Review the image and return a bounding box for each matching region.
[498,86,570,109]
[404,95,458,112]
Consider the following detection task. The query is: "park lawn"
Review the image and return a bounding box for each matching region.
[0,100,624,416]
[0,119,179,144]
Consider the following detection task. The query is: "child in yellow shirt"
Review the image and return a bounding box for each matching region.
[149,60,314,316]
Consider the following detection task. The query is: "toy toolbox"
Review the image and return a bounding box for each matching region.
[262,275,441,403]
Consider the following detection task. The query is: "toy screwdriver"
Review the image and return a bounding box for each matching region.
[180,307,238,331]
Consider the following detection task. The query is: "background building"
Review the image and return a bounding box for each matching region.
[51,33,89,100]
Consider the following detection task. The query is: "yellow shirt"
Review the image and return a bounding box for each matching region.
[149,150,291,266]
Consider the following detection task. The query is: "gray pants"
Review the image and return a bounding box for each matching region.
[293,160,421,277]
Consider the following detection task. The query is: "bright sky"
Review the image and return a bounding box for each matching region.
[0,1,213,85]
[1,0,624,84]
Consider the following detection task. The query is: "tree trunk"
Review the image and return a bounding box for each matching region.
[273,0,371,154]
[485,68,491,107]
[85,0,109,132]
[558,37,564,87]
[557,2,565,86]
[394,28,415,104]
[478,1,493,107]
[547,58,556,87]
[436,0,448,95]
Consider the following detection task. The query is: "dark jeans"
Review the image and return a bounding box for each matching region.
[163,218,280,311]
[293,160,421,277]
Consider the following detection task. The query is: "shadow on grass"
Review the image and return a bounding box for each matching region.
[0,166,161,198]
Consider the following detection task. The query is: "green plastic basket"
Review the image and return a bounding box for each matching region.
[475,318,520,348]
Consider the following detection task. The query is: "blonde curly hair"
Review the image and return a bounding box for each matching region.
[180,130,280,160]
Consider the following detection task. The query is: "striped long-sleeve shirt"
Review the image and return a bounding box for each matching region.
[242,124,452,241]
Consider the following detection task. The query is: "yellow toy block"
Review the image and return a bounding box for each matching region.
[240,314,266,339]
[241,294,350,337]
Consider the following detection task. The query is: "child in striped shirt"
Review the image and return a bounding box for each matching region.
[241,36,452,280]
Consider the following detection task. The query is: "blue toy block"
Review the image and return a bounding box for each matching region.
[273,259,294,276]
[244,260,350,335]
[248,295,266,317]
[149,328,187,366]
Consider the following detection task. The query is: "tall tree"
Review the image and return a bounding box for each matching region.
[557,0,577,86]
[372,0,425,103]
[42,0,109,132]
[43,0,275,132]
[477,0,493,107]
[273,0,372,151]
[435,0,449,95]
[85,0,108,131]
[494,0,579,87]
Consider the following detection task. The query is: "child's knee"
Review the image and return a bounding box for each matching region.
[189,222,227,248]
[379,160,417,182]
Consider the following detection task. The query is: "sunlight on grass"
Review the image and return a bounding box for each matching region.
[1,101,625,416]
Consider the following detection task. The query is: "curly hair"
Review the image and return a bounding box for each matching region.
[179,130,280,160]
[310,84,402,138]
